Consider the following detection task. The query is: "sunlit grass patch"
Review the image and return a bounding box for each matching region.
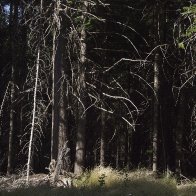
[126,168,154,179]
[0,167,196,196]
[73,166,178,195]
[74,166,124,188]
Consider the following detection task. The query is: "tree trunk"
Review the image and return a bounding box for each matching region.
[51,0,70,171]
[100,110,106,166]
[7,78,14,176]
[51,0,61,161]
[74,105,86,174]
[153,52,160,173]
[51,28,60,161]
[116,135,119,169]
[26,48,40,184]
[7,0,19,175]
[125,128,131,169]
[175,94,186,174]
[58,37,70,171]
[74,1,88,175]
[26,0,43,183]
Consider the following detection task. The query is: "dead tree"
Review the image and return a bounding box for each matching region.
[26,48,41,184]
[26,0,45,184]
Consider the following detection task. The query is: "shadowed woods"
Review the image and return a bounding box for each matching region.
[0,0,196,191]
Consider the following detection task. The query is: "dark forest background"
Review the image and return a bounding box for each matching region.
[0,0,196,179]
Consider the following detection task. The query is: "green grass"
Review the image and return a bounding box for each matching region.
[0,167,196,196]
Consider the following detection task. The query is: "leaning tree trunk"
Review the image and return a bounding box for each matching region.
[74,1,88,175]
[26,48,40,184]
[26,0,43,184]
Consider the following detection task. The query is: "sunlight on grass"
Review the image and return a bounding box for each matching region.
[74,166,124,188]
[0,167,196,196]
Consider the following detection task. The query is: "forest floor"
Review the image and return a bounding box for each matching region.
[0,167,196,196]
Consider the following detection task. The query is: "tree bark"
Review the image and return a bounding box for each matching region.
[51,28,59,161]
[175,94,186,174]
[7,79,14,176]
[74,1,88,175]
[51,0,70,171]
[153,52,160,173]
[100,110,106,166]
[26,48,40,184]
[116,135,119,169]
[7,0,19,175]
[51,0,61,161]
[125,129,131,169]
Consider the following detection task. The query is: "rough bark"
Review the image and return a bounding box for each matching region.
[51,0,61,161]
[51,28,60,161]
[51,0,70,171]
[74,1,88,175]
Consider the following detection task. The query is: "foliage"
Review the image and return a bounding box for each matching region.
[182,4,196,37]
[178,4,196,47]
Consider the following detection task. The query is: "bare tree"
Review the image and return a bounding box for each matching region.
[25,0,46,183]
[26,48,40,184]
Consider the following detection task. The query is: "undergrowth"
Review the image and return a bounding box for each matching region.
[0,167,195,196]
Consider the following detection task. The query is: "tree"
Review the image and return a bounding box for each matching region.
[7,0,19,176]
[74,0,88,175]
[51,0,70,171]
